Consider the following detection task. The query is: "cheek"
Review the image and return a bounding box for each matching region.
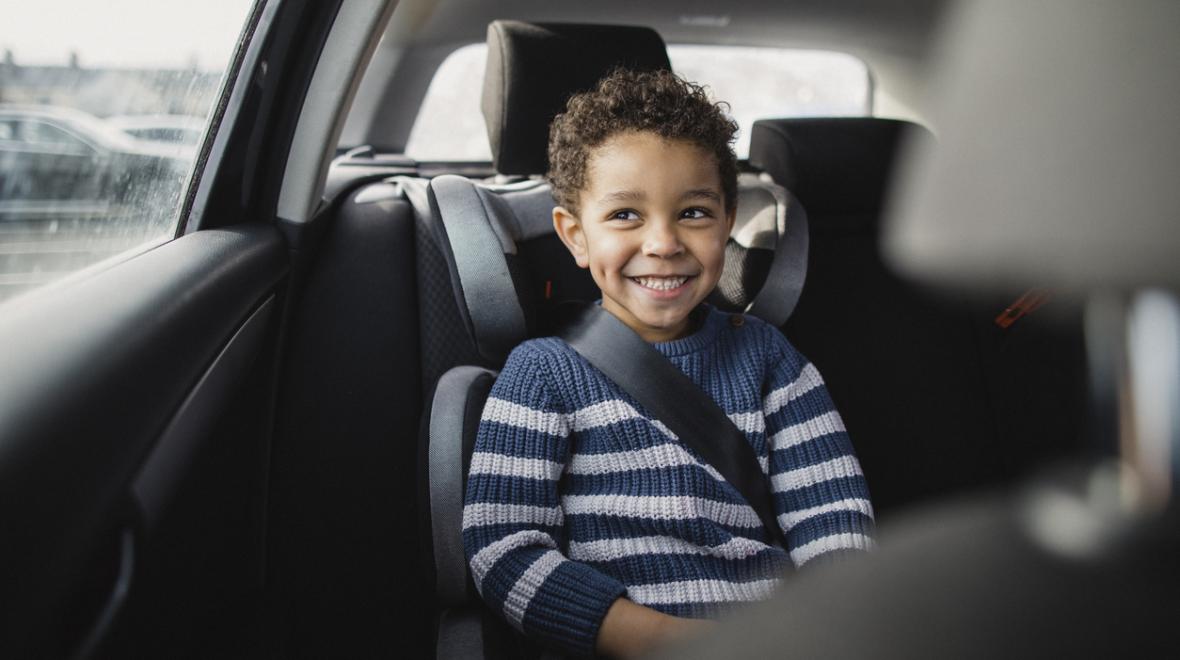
[698,234,730,273]
[586,236,630,274]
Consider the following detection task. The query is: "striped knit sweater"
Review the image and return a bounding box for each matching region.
[462,306,875,657]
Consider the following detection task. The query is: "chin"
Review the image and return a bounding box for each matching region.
[640,311,693,334]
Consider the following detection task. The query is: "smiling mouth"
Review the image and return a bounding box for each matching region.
[630,275,692,291]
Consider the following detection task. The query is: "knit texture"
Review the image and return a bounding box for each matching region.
[462,306,875,657]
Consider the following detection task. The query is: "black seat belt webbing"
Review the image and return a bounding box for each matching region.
[747,189,809,326]
[558,304,787,549]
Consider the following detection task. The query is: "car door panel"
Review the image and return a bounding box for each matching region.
[0,224,288,656]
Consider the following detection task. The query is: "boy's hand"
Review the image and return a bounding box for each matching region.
[596,597,717,659]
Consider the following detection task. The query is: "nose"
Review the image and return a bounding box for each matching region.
[642,220,685,258]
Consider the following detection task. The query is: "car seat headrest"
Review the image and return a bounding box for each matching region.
[749,118,930,215]
[710,178,808,323]
[481,20,672,175]
[426,174,808,366]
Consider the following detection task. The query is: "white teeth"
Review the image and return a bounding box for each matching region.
[633,276,688,291]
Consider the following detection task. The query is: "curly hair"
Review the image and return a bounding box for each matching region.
[547,68,739,216]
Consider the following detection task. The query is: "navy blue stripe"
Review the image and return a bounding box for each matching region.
[787,510,876,548]
[565,513,766,545]
[466,473,559,507]
[773,475,871,510]
[566,522,760,549]
[644,590,780,619]
[476,420,569,458]
[769,430,855,467]
[763,353,805,389]
[463,522,562,553]
[651,600,740,619]
[765,386,839,430]
[566,466,743,502]
[581,549,790,586]
[572,419,674,453]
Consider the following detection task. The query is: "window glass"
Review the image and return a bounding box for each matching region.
[0,0,256,306]
[404,44,493,162]
[668,45,870,157]
[403,43,870,162]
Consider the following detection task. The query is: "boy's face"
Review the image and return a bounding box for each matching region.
[553,131,735,342]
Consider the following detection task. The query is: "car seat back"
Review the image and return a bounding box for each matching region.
[750,117,1089,512]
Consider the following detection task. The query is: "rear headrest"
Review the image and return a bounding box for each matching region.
[481,21,671,175]
[749,118,929,215]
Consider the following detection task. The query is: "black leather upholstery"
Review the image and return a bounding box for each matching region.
[482,20,671,175]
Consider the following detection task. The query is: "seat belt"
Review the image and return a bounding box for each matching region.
[557,303,788,550]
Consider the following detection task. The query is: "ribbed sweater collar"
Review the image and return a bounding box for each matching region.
[650,305,725,358]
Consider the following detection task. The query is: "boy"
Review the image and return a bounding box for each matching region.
[462,68,874,658]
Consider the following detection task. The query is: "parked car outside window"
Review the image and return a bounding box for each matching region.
[0,0,255,306]
[107,114,205,148]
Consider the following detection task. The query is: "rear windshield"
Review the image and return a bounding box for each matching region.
[404,43,870,161]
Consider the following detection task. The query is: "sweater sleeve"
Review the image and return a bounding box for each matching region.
[462,344,627,658]
[761,331,876,567]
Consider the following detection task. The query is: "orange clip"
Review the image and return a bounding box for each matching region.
[995,288,1051,329]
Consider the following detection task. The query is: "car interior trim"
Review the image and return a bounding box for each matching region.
[184,0,283,235]
[131,295,277,532]
[277,0,398,225]
[0,225,287,654]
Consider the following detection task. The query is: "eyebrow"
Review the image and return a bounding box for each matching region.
[597,188,723,205]
[682,188,722,203]
[599,190,645,204]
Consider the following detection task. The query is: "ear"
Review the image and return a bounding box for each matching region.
[725,207,737,233]
[553,206,589,269]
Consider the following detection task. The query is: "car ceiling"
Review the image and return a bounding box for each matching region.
[343,0,950,152]
[390,0,945,53]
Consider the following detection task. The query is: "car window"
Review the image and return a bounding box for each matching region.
[0,0,256,306]
[404,43,870,161]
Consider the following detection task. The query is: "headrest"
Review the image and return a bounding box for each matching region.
[424,175,806,365]
[885,0,1180,292]
[481,21,672,175]
[749,118,928,215]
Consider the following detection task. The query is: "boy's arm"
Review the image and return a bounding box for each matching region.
[761,333,876,567]
[463,346,628,657]
[596,597,715,659]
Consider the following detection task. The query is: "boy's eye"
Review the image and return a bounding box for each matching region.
[681,207,713,220]
[608,209,640,222]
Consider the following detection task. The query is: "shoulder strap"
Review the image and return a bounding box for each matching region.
[426,174,530,365]
[747,188,810,326]
[558,304,787,548]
